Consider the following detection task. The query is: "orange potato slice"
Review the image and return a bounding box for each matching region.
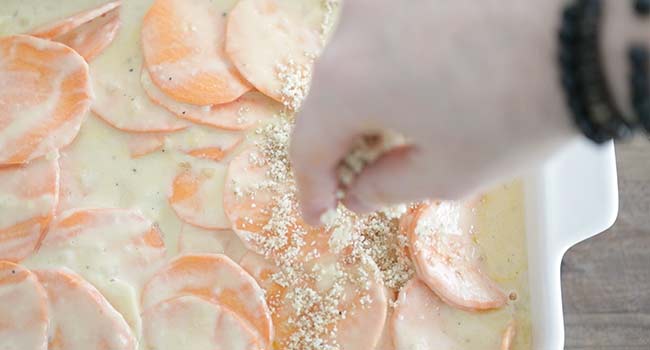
[169,162,231,230]
[238,252,279,291]
[125,132,166,158]
[141,0,251,106]
[143,295,263,350]
[165,125,243,162]
[0,155,59,262]
[178,225,248,262]
[407,201,507,311]
[225,0,321,109]
[0,35,92,165]
[391,278,459,350]
[30,0,121,39]
[326,256,388,350]
[90,0,188,132]
[0,262,48,350]
[35,269,136,350]
[53,5,122,62]
[142,254,273,347]
[141,69,280,131]
[240,251,388,350]
[31,208,166,286]
[223,145,325,256]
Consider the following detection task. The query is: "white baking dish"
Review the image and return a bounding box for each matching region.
[525,139,618,350]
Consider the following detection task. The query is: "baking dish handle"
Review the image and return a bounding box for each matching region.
[525,138,618,350]
[542,138,618,251]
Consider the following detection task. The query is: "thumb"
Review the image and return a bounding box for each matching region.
[342,147,470,214]
[290,88,360,225]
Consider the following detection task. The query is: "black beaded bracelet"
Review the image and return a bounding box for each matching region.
[629,45,650,133]
[559,0,634,144]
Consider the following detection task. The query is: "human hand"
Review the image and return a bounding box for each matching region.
[291,0,580,224]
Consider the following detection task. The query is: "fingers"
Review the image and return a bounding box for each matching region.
[291,86,358,225]
[291,0,398,224]
[342,147,422,214]
[342,147,471,214]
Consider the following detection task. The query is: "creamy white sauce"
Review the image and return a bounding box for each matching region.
[89,0,187,132]
[179,226,248,261]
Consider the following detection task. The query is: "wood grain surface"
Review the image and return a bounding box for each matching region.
[562,136,650,350]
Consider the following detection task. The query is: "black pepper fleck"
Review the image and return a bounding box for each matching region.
[11,270,16,274]
[129,68,134,72]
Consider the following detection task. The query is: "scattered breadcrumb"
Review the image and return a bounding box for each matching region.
[276,57,313,111]
[234,114,411,349]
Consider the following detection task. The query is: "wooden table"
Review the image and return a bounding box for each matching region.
[562,137,650,350]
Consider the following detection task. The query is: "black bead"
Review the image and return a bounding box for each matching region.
[563,5,580,21]
[576,117,610,144]
[635,99,650,117]
[569,97,586,115]
[559,50,577,68]
[562,75,578,90]
[559,22,578,43]
[592,129,612,143]
[629,46,649,65]
[635,0,650,16]
[604,118,633,140]
[632,75,647,91]
[558,1,635,143]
